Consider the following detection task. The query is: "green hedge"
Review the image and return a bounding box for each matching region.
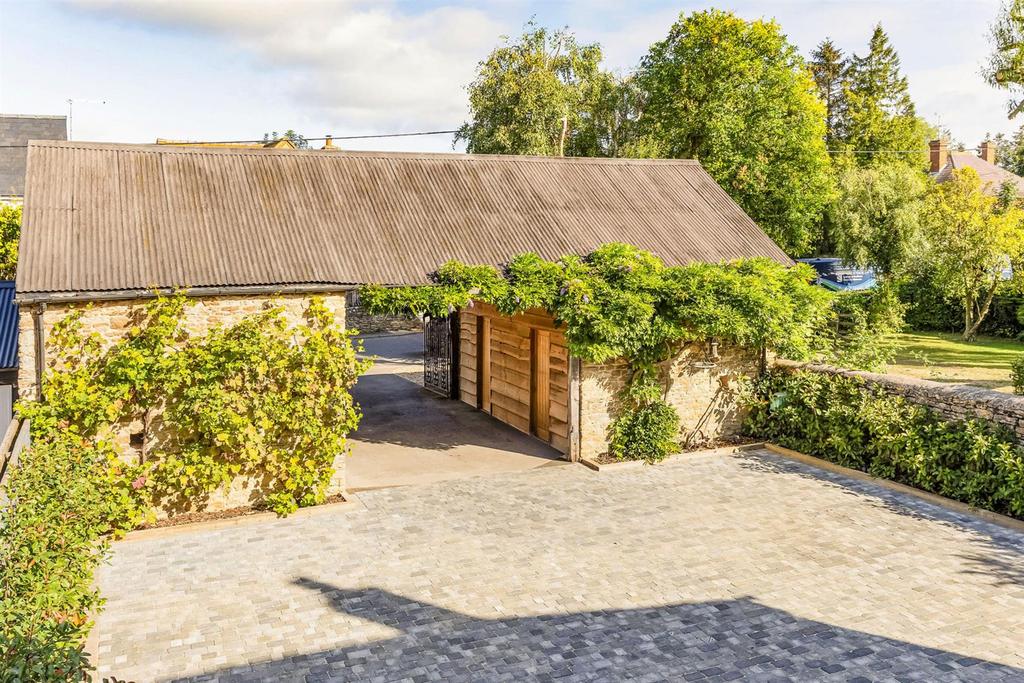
[743,369,1024,519]
[0,436,118,681]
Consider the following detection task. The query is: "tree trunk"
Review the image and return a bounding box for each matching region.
[962,278,1000,341]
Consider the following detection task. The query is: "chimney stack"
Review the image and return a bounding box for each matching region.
[979,140,996,164]
[929,139,949,173]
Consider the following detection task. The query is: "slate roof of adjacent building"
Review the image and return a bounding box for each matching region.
[17,140,792,298]
[934,152,1024,196]
[0,282,19,368]
[0,114,67,198]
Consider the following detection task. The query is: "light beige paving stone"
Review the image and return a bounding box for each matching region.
[93,449,1024,682]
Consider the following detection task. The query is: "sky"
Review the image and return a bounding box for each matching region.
[0,0,1015,153]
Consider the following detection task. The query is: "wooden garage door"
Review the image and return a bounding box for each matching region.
[489,317,533,434]
[460,309,570,455]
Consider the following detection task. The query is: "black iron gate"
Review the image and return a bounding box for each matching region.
[423,312,459,398]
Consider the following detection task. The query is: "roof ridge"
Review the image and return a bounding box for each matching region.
[0,113,66,120]
[27,140,701,165]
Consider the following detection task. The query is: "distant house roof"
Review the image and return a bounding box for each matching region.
[0,282,18,368]
[0,114,67,198]
[17,141,792,299]
[155,138,297,149]
[934,151,1024,196]
[797,258,876,292]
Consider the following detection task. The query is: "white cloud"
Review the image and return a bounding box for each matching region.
[55,0,1021,151]
[71,0,509,130]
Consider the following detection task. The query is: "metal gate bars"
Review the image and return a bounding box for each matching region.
[423,312,460,398]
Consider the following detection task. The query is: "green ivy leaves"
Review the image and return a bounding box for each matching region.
[744,369,1024,519]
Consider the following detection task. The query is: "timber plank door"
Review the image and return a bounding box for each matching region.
[531,329,552,442]
[463,305,571,456]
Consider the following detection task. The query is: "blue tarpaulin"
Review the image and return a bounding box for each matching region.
[797,258,877,292]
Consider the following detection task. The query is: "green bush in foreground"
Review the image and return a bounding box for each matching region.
[743,369,1024,519]
[0,436,121,681]
[2,295,368,680]
[610,401,681,463]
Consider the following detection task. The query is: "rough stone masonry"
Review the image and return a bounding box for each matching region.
[17,293,349,515]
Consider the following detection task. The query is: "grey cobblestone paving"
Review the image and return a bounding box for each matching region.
[93,449,1024,682]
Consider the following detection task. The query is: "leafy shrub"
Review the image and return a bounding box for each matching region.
[0,436,122,681]
[743,369,1024,518]
[19,295,369,517]
[1012,354,1024,395]
[609,400,680,463]
[360,245,834,366]
[3,294,368,679]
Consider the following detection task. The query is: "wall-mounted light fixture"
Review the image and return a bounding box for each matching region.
[693,338,720,370]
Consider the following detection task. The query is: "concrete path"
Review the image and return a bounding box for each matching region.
[348,333,563,491]
[94,449,1024,682]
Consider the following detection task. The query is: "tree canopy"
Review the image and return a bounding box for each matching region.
[809,39,849,148]
[831,163,926,279]
[0,204,19,281]
[632,10,833,254]
[986,0,1024,119]
[921,168,1024,340]
[840,25,933,168]
[455,24,619,157]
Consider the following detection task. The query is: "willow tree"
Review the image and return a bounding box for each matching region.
[455,23,625,157]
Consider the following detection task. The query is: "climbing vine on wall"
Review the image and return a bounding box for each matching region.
[361,243,833,461]
[19,294,369,518]
[3,295,368,680]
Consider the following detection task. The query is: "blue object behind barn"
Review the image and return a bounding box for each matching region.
[797,258,877,292]
[0,281,18,369]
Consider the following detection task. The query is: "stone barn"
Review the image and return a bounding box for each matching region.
[16,141,791,503]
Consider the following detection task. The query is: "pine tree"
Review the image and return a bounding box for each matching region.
[843,24,931,167]
[809,39,848,147]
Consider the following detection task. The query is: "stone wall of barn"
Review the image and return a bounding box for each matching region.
[345,291,422,335]
[17,292,349,517]
[579,344,761,460]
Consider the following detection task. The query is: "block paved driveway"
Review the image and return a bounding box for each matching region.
[94,449,1024,682]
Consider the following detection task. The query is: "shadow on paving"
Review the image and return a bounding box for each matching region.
[167,580,1022,682]
[350,373,561,459]
[737,450,1024,588]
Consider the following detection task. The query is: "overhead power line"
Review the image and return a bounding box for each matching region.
[0,129,461,149]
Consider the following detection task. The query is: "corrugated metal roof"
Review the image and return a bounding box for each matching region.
[0,282,19,368]
[17,141,792,296]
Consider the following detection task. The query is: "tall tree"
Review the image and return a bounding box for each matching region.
[831,164,926,278]
[921,168,1024,340]
[843,25,932,167]
[809,39,848,147]
[632,9,833,254]
[456,24,618,157]
[986,0,1024,118]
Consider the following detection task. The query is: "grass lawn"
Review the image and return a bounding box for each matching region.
[889,331,1024,392]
